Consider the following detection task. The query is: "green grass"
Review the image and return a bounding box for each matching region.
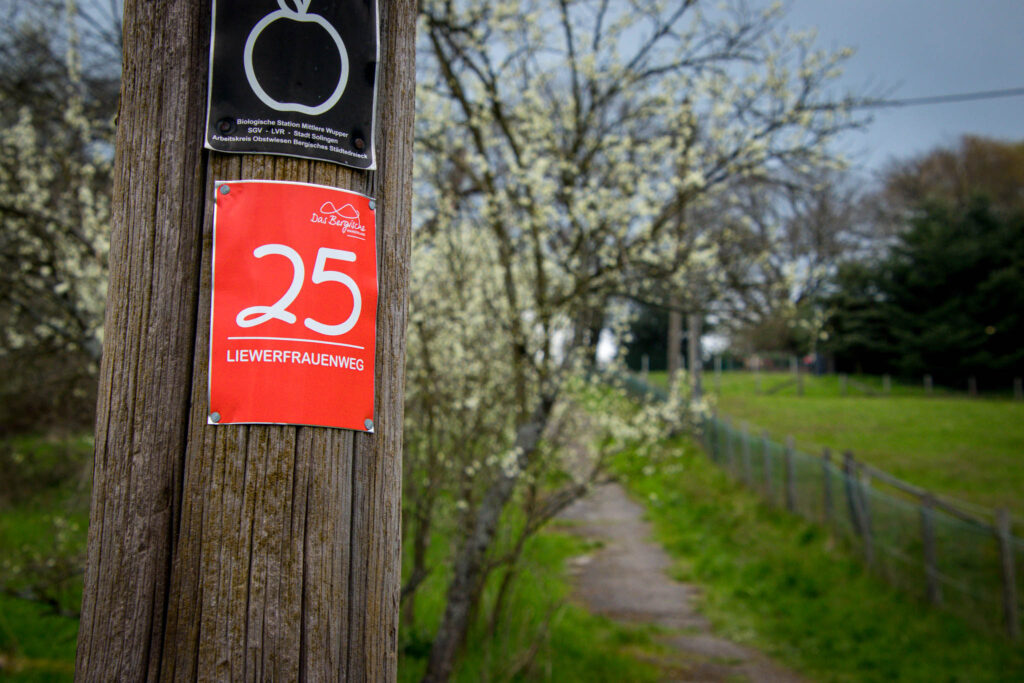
[652,370,1024,516]
[614,437,1024,682]
[0,599,78,681]
[398,522,666,682]
[0,428,669,682]
[0,433,91,682]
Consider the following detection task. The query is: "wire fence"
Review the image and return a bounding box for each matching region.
[611,371,1021,640]
[702,413,1021,640]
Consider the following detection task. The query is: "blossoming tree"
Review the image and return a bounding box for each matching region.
[408,1,863,679]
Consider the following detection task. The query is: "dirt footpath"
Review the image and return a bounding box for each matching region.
[559,482,803,683]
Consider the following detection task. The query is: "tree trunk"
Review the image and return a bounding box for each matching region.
[75,1,415,680]
[421,397,555,683]
[667,300,683,381]
[571,304,605,368]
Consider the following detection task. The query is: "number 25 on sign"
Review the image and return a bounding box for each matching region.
[208,180,378,432]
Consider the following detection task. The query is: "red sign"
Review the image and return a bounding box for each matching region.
[208,180,377,431]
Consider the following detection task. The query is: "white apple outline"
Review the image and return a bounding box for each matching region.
[243,0,349,116]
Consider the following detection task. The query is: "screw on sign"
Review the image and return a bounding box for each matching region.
[208,180,378,431]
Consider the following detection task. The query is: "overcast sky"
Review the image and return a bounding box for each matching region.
[782,0,1024,181]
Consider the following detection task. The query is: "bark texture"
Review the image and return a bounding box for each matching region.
[76,1,415,680]
[421,398,555,683]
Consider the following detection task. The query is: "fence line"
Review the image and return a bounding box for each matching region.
[702,410,1021,640]
[610,371,1022,640]
[752,367,1023,400]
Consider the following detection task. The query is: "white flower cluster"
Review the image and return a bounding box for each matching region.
[0,3,112,362]
[403,0,864,604]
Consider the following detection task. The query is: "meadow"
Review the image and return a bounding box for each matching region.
[0,433,90,681]
[650,370,1024,516]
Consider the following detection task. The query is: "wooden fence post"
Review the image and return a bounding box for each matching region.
[667,303,683,382]
[784,436,796,513]
[920,494,942,605]
[701,413,710,454]
[762,431,773,501]
[76,2,415,679]
[822,447,833,527]
[710,409,719,462]
[725,418,735,473]
[969,375,978,397]
[859,467,876,567]
[924,374,933,395]
[842,450,868,552]
[742,422,753,486]
[688,313,703,400]
[997,509,1020,640]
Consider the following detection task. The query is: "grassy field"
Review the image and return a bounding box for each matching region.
[614,436,1024,682]
[0,433,90,682]
[651,370,1024,516]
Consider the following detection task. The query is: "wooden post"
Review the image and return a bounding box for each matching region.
[822,447,833,527]
[762,431,773,500]
[687,313,703,400]
[76,2,415,679]
[969,375,978,397]
[710,409,720,462]
[667,302,683,383]
[741,422,753,486]
[714,354,723,395]
[843,450,862,536]
[859,467,876,567]
[997,509,1020,640]
[724,418,735,473]
[702,413,712,454]
[924,374,933,395]
[919,494,942,605]
[784,436,796,513]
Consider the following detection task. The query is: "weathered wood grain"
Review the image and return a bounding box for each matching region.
[76,1,210,679]
[77,1,414,680]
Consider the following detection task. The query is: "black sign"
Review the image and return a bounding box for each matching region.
[205,0,379,170]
